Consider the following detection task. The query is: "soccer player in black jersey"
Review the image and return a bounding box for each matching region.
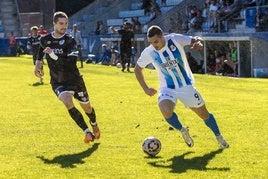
[27,26,43,84]
[34,11,100,144]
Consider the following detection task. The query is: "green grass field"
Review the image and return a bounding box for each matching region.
[0,55,267,178]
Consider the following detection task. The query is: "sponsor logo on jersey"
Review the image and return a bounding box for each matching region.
[170,45,176,52]
[53,48,64,54]
[161,59,178,69]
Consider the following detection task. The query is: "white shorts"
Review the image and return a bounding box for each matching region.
[158,85,205,108]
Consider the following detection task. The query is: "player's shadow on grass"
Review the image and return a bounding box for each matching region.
[37,143,100,168]
[148,149,230,173]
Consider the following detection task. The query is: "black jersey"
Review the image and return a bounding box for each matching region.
[37,32,80,84]
[27,34,41,56]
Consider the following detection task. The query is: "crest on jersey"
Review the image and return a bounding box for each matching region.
[47,41,51,45]
[59,40,65,45]
[170,45,176,52]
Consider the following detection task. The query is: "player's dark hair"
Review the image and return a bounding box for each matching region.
[147,25,163,38]
[53,11,68,23]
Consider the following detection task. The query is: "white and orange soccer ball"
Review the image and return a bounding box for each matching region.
[142,136,161,157]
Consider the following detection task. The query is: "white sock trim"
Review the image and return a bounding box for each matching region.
[84,128,91,133]
[90,121,97,126]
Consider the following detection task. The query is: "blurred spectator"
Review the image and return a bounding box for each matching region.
[131,46,137,67]
[230,41,238,63]
[37,25,49,36]
[70,24,83,68]
[215,52,223,74]
[95,20,107,35]
[142,23,149,34]
[217,0,243,30]
[224,42,238,74]
[206,52,216,74]
[169,17,178,33]
[98,44,112,65]
[16,41,25,56]
[186,52,201,73]
[185,5,194,19]
[176,12,183,33]
[184,5,201,32]
[187,9,204,34]
[208,0,220,30]
[141,0,152,16]
[222,53,237,75]
[110,45,120,66]
[214,53,235,76]
[244,0,257,7]
[131,17,142,34]
[254,6,266,32]
[216,0,233,19]
[150,0,162,21]
[201,2,210,21]
[263,7,268,31]
[70,24,82,46]
[9,31,16,56]
[161,0,167,6]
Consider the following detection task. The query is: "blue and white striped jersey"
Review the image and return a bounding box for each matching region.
[137,33,194,89]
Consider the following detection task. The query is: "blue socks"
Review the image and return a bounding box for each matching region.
[165,112,183,130]
[166,112,221,136]
[204,113,221,136]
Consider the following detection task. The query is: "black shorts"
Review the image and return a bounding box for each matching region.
[51,76,90,103]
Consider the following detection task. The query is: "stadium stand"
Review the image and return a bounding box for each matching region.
[0,0,267,77]
[0,0,21,37]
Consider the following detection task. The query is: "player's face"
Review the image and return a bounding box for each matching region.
[148,35,165,51]
[53,17,68,36]
[32,29,37,36]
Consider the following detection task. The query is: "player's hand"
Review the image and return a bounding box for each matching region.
[144,87,157,96]
[34,69,43,78]
[43,47,52,54]
[34,67,43,77]
[190,41,203,51]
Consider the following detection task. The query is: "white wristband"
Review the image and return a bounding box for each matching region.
[49,51,58,60]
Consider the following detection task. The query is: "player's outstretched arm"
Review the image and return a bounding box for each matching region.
[134,65,157,96]
[109,26,118,34]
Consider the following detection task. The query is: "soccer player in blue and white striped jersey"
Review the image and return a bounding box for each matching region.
[134,25,229,149]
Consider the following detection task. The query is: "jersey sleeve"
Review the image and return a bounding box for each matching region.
[136,47,153,68]
[172,33,192,47]
[37,36,45,61]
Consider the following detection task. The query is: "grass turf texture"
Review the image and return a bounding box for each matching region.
[0,55,267,178]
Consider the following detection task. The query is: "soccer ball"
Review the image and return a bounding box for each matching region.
[142,136,161,157]
[116,62,122,68]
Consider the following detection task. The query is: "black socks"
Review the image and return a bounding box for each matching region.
[86,107,96,125]
[68,107,88,131]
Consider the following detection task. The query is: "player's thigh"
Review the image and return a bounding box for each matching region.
[159,99,176,118]
[73,77,90,104]
[158,88,177,118]
[177,86,205,108]
[52,84,74,108]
